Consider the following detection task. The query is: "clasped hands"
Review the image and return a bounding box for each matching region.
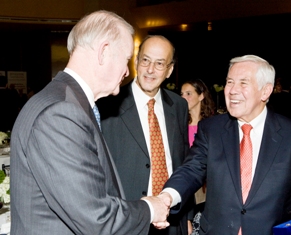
[142,192,172,229]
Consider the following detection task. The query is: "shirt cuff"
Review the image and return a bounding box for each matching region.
[141,199,154,223]
[162,188,181,207]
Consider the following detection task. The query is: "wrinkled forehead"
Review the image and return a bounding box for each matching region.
[139,38,174,61]
[227,61,259,80]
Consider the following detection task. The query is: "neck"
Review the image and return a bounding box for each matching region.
[189,104,201,125]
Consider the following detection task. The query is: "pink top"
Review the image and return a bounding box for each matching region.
[188,125,198,147]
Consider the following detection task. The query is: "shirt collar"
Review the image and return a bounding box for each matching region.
[64,68,95,108]
[238,106,267,131]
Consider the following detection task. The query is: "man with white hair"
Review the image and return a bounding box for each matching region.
[11,10,170,235]
[159,55,291,235]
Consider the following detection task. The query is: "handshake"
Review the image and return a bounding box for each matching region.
[142,192,173,229]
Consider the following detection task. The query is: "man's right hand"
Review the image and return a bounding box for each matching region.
[142,195,170,229]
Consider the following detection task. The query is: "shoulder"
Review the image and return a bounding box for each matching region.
[267,109,291,129]
[161,88,187,106]
[199,113,233,129]
[98,83,133,119]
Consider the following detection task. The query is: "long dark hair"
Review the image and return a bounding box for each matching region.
[182,79,215,124]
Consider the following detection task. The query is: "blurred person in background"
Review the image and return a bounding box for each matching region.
[180,79,215,235]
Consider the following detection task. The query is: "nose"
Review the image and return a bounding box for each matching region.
[146,61,155,73]
[229,83,240,94]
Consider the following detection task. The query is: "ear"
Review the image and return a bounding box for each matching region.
[261,83,273,102]
[199,93,205,102]
[166,64,174,78]
[98,41,109,65]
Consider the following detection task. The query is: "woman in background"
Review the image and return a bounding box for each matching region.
[181,79,215,235]
[181,79,215,146]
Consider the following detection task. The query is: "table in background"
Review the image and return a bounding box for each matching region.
[0,155,10,168]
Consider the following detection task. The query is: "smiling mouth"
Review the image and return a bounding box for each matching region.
[230,99,242,104]
[144,74,155,80]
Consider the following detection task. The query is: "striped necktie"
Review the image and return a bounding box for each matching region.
[93,104,101,130]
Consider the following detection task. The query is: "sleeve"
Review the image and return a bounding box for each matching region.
[164,119,208,214]
[27,101,151,234]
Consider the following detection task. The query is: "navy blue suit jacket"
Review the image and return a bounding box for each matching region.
[165,110,291,235]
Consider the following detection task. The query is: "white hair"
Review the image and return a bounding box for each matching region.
[229,55,275,89]
[67,10,134,55]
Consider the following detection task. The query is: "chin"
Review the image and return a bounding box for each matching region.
[228,110,241,119]
[112,88,120,96]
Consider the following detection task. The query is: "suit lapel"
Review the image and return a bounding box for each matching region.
[221,116,242,202]
[222,111,282,205]
[55,72,98,129]
[161,89,175,158]
[246,111,282,204]
[119,85,150,157]
[56,72,124,198]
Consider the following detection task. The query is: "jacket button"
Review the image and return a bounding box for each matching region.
[241,209,246,214]
[145,164,150,168]
[142,191,147,196]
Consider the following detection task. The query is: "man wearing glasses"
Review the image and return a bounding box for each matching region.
[98,35,192,235]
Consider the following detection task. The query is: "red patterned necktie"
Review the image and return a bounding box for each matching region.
[238,124,253,235]
[148,98,168,196]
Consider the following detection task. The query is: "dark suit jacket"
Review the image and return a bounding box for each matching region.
[98,81,191,235]
[10,71,151,235]
[164,110,291,235]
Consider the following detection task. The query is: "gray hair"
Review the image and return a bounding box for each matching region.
[229,55,275,89]
[67,10,134,55]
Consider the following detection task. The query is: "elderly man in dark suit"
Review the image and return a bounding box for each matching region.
[160,55,291,235]
[10,10,170,235]
[98,35,192,235]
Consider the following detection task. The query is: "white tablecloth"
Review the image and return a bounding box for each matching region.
[0,205,10,234]
[0,154,10,234]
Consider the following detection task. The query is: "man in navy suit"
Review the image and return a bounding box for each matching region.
[160,55,291,235]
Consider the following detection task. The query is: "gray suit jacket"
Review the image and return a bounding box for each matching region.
[98,82,191,235]
[10,71,151,235]
[164,110,291,235]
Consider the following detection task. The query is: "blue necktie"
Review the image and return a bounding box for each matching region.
[93,104,101,130]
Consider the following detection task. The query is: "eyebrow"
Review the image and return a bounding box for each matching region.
[182,90,192,93]
[226,77,250,81]
[142,54,166,62]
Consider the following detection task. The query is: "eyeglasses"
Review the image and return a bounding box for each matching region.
[138,57,173,71]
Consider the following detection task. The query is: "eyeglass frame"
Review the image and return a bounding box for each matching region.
[137,56,174,71]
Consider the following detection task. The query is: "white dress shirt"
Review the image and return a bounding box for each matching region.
[132,77,173,196]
